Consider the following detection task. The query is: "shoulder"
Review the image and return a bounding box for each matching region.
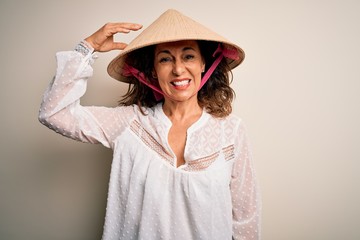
[204,113,248,142]
[215,113,246,130]
[109,104,147,122]
[113,104,159,123]
[218,114,250,145]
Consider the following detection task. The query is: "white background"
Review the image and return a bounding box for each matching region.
[0,0,359,239]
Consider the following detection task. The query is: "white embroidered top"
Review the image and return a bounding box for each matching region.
[38,50,261,240]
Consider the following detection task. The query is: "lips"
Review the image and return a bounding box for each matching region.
[171,79,191,87]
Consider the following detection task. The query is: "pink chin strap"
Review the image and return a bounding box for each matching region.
[121,44,239,101]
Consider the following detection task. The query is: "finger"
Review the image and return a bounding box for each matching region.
[112,22,143,30]
[111,42,128,50]
[106,23,142,35]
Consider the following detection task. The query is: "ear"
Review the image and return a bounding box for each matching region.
[201,56,206,72]
[151,69,158,79]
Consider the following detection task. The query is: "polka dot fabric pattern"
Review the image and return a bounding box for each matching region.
[39,51,261,240]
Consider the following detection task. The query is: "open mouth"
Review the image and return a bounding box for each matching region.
[171,79,191,86]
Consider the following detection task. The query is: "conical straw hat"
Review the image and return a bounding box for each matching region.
[107,9,245,82]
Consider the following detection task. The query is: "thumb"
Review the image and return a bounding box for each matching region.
[112,42,128,50]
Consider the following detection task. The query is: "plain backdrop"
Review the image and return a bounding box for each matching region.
[1,0,359,239]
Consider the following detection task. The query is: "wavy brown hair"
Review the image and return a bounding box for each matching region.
[119,41,235,118]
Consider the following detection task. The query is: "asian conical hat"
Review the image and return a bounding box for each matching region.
[107,9,245,82]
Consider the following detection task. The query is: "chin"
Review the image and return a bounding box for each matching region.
[165,93,198,103]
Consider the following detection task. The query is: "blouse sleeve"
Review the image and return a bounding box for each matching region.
[231,122,261,240]
[38,50,133,149]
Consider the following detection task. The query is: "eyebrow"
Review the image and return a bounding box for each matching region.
[156,47,196,56]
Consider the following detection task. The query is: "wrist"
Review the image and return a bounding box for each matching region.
[74,40,94,57]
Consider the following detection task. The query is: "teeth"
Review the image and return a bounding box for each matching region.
[172,80,190,86]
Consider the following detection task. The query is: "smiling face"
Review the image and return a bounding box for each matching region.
[153,40,205,104]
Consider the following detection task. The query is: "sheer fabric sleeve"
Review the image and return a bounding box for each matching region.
[231,122,261,240]
[38,51,132,149]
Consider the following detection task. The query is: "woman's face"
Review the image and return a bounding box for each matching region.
[153,40,205,103]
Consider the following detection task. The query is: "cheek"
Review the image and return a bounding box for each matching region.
[155,70,170,88]
[191,65,204,78]
[154,64,170,77]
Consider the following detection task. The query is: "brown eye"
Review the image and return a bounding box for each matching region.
[184,54,195,60]
[160,57,172,63]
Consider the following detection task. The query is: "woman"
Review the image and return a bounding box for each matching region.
[39,9,260,240]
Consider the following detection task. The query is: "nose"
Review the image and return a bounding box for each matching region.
[172,60,185,76]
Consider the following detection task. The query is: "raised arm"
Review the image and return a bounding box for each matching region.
[38,23,142,148]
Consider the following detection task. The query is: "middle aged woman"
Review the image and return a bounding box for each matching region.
[39,9,261,240]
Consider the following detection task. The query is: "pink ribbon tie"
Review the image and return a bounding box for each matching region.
[199,44,239,89]
[122,64,164,101]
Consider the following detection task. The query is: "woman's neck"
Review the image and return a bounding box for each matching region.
[162,99,202,122]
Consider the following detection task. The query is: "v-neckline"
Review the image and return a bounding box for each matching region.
[154,103,209,168]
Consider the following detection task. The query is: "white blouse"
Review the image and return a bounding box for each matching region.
[39,50,261,240]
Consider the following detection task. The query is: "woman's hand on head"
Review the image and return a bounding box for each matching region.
[84,22,142,52]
